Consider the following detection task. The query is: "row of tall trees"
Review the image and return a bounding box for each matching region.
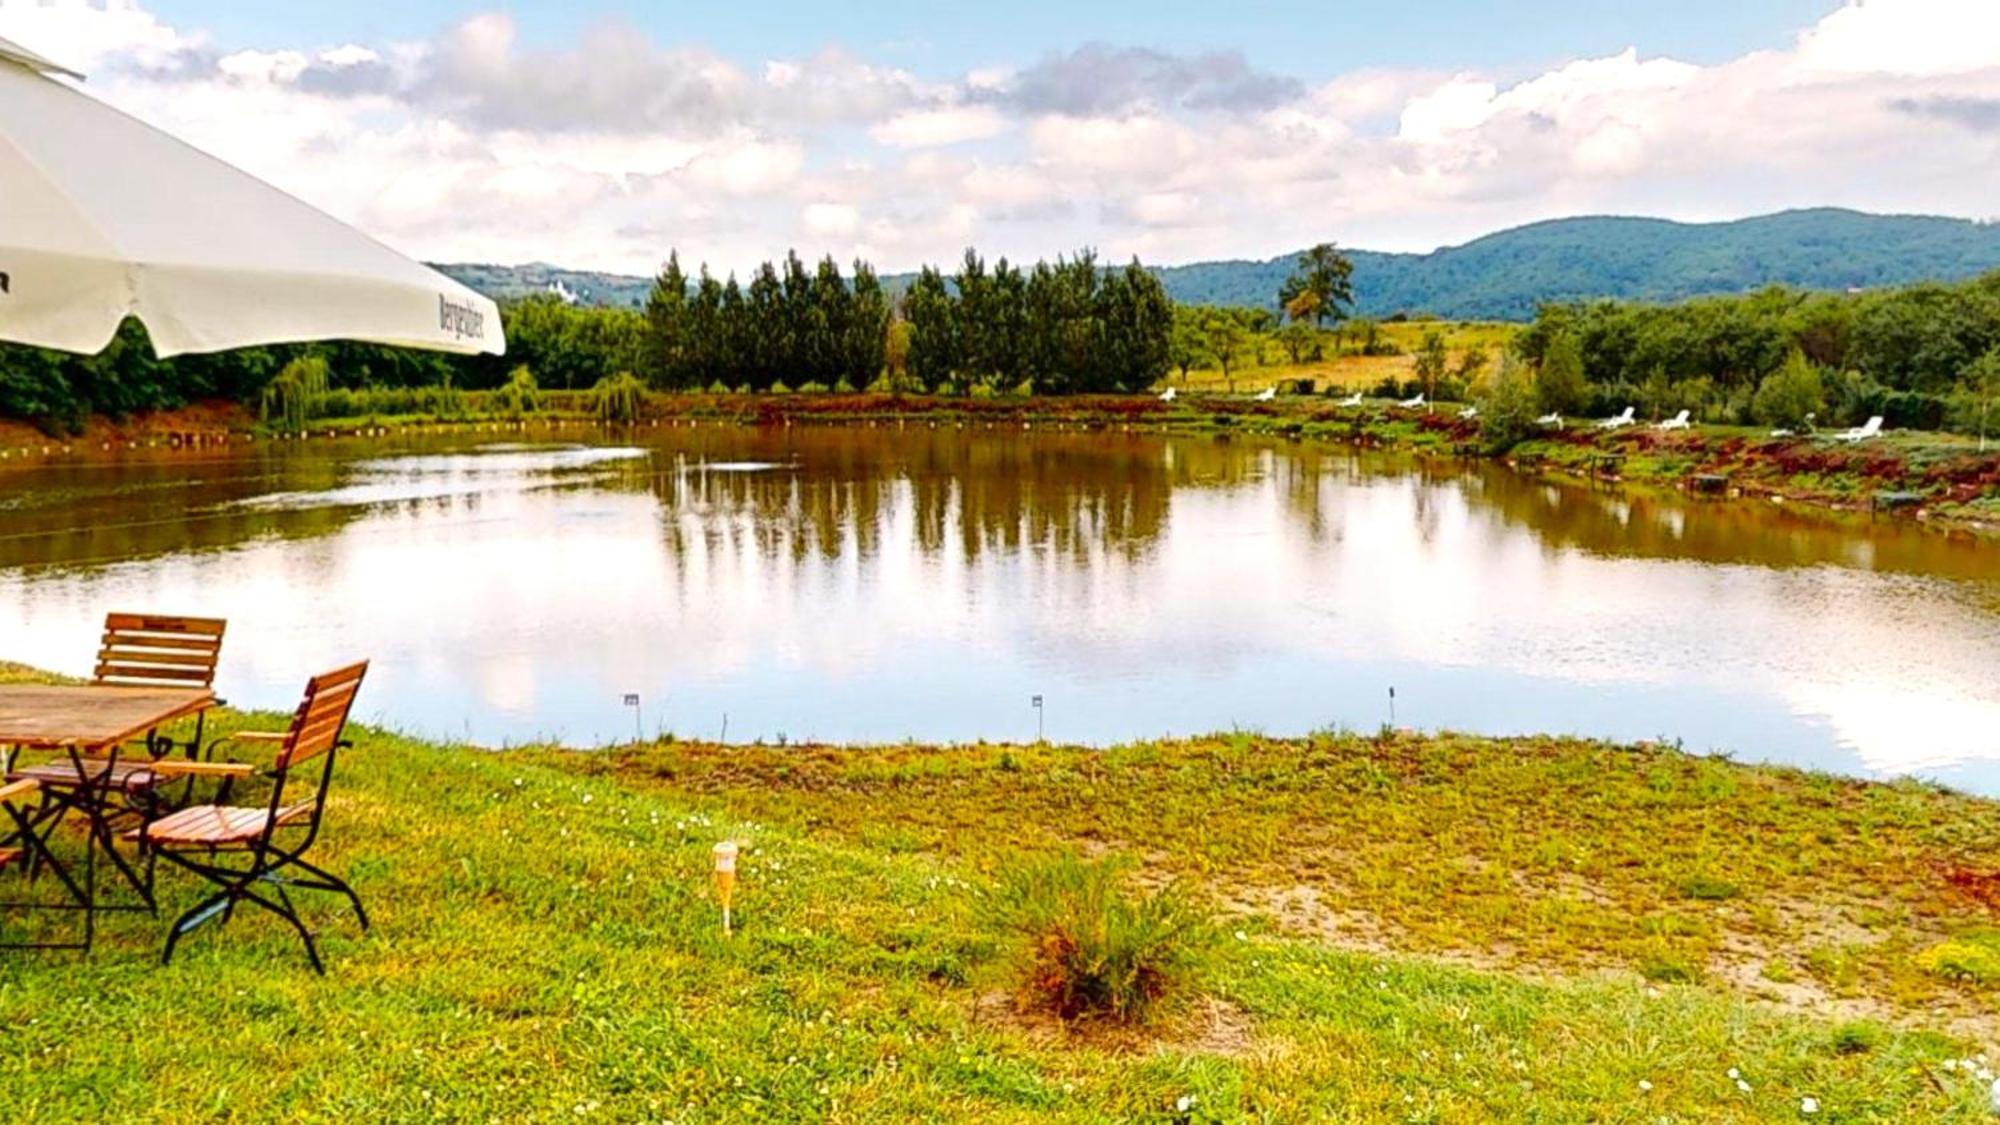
[902,250,1173,394]
[642,252,889,391]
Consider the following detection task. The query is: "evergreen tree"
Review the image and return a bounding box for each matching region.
[847,262,890,389]
[746,264,784,390]
[954,249,991,389]
[642,252,690,388]
[904,267,957,394]
[809,256,851,387]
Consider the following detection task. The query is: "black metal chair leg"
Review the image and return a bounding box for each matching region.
[241,882,325,975]
[289,857,369,931]
[161,885,237,965]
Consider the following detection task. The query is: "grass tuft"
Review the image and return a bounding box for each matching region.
[988,852,1212,1024]
[1678,873,1741,901]
[1916,930,2000,985]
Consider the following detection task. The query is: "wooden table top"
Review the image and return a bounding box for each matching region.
[0,684,217,751]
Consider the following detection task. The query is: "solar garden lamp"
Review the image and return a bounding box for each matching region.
[713,840,738,936]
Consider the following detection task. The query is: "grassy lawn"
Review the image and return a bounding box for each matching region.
[6,660,2000,1119]
[1173,321,1515,395]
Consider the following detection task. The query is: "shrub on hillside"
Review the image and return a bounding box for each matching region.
[1536,330,1589,415]
[1477,352,1541,452]
[1752,350,1825,430]
[988,852,1211,1024]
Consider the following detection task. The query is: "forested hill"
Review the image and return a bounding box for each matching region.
[1157,209,2000,319]
[437,208,2000,322]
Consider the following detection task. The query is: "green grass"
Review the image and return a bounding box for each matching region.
[572,735,2000,1019]
[6,669,2000,1118]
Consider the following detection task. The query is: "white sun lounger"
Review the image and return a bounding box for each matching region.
[1837,416,1884,442]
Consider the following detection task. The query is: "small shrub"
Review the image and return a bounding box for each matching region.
[590,371,647,424]
[261,355,329,431]
[989,852,1211,1024]
[1830,1021,1884,1055]
[1477,352,1540,452]
[1915,930,2000,984]
[1678,873,1740,901]
[1535,330,1588,415]
[1638,952,1699,984]
[1752,350,1825,430]
[494,365,541,418]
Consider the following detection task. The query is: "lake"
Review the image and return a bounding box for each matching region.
[2,423,1997,791]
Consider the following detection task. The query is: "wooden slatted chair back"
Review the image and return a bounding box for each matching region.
[95,613,227,689]
[276,662,369,770]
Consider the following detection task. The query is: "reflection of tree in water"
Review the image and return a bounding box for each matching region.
[0,447,361,571]
[648,427,1176,568]
[1443,462,1999,581]
[9,426,1988,595]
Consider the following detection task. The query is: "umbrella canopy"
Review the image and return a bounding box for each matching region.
[0,35,502,358]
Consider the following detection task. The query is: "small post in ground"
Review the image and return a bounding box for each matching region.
[713,840,738,936]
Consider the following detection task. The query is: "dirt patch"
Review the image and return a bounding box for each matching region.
[0,400,251,452]
[970,991,1264,1059]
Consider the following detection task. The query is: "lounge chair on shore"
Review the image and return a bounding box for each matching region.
[1158,387,1176,403]
[1656,410,1691,431]
[1252,386,1276,402]
[1458,405,1478,420]
[1596,407,1635,429]
[1837,415,1884,443]
[1335,391,1363,408]
[1535,412,1564,429]
[1398,392,1426,409]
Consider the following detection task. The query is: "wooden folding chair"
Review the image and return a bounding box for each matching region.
[8,614,227,795]
[132,662,369,974]
[4,615,230,905]
[94,613,227,756]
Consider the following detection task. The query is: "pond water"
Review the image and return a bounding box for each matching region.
[2,424,1997,791]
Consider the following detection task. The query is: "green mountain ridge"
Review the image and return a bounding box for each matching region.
[436,208,2000,323]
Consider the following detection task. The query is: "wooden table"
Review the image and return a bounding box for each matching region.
[0,685,217,752]
[0,684,218,952]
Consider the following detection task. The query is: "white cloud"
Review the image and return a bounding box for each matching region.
[802,201,860,236]
[869,105,1009,148]
[1794,0,2000,76]
[1128,191,1201,227]
[680,137,806,195]
[3,0,1997,274]
[0,0,191,73]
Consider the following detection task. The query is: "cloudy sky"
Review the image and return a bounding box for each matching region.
[4,0,1998,276]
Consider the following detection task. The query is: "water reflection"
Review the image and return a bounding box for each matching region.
[1,425,1996,792]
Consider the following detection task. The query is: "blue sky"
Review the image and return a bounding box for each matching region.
[147,0,1835,79]
[9,0,1996,272]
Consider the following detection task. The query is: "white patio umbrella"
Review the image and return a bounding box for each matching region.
[0,35,503,358]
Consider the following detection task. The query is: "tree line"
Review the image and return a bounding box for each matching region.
[642,251,889,392]
[1513,273,2000,434]
[899,250,1173,394]
[0,247,1179,430]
